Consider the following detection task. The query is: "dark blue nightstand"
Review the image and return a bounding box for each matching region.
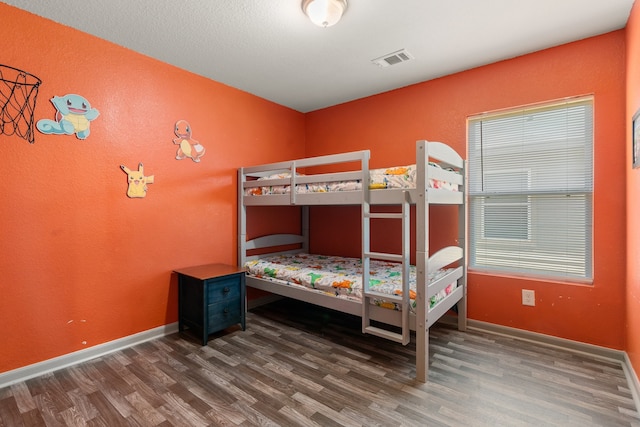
[174,263,246,345]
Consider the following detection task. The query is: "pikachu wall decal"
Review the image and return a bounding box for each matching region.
[120,163,154,198]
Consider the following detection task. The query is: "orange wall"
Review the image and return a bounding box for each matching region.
[307,31,627,349]
[627,1,640,381]
[0,4,305,373]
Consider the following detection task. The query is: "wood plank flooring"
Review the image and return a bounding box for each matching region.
[1,298,639,426]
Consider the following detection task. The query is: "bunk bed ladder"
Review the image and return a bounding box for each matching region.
[362,191,411,345]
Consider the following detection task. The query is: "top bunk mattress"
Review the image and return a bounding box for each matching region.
[245,163,459,196]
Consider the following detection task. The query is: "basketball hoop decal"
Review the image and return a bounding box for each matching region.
[0,64,41,143]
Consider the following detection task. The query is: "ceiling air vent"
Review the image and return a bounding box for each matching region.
[371,49,414,67]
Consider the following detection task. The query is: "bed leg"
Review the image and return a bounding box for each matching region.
[457,275,468,332]
[416,328,428,383]
[415,288,428,383]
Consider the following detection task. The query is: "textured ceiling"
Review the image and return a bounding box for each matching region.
[2,0,635,112]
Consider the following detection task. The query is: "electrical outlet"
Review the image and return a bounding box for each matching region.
[522,289,535,306]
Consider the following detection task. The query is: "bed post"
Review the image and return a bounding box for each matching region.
[238,168,247,267]
[458,160,468,332]
[415,140,429,382]
[361,151,372,337]
[302,206,309,253]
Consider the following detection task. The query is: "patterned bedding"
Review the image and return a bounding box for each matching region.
[244,253,457,312]
[245,163,459,196]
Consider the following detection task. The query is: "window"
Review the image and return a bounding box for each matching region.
[468,97,593,280]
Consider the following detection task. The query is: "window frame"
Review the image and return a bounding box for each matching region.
[467,96,594,281]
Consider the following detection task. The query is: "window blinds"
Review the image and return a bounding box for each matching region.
[467,97,593,279]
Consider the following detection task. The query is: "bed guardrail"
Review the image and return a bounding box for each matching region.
[240,150,370,205]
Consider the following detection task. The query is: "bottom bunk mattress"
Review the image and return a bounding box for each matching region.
[244,253,457,313]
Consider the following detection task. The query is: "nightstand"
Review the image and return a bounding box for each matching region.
[174,263,246,345]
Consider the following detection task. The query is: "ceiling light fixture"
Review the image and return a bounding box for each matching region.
[302,0,347,28]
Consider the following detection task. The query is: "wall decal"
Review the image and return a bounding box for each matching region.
[120,163,154,198]
[173,119,205,162]
[0,64,41,143]
[37,94,99,139]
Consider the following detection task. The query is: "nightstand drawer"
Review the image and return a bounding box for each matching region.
[207,276,241,301]
[208,301,241,331]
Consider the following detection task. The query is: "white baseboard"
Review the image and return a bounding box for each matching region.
[0,322,179,389]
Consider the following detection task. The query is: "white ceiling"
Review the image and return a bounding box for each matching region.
[3,0,635,112]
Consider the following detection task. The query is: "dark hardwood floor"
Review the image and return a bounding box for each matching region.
[1,299,639,426]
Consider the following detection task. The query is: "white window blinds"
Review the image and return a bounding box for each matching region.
[468,97,593,280]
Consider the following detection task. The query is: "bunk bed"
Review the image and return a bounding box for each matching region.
[237,140,466,382]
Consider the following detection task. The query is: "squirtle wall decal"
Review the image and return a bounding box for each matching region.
[37,94,99,139]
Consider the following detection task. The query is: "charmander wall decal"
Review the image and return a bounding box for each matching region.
[173,119,205,162]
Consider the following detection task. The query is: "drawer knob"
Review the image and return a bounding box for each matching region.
[223,308,229,314]
[223,287,230,293]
